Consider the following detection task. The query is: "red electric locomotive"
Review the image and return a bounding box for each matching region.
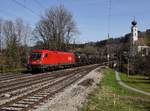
[27,50,75,71]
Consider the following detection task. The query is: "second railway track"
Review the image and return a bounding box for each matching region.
[0,66,92,95]
[0,64,99,111]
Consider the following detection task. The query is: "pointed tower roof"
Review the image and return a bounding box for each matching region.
[131,17,137,26]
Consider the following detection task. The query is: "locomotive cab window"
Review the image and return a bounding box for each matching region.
[45,53,48,58]
[31,52,41,60]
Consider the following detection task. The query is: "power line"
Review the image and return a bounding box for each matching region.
[0,9,18,19]
[33,0,45,9]
[13,0,40,17]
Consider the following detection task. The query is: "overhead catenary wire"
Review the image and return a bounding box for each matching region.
[13,0,40,17]
[0,9,20,52]
[0,9,31,29]
[0,8,19,19]
[33,0,45,9]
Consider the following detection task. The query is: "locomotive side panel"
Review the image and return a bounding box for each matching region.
[42,51,58,65]
[27,50,76,71]
[56,51,75,65]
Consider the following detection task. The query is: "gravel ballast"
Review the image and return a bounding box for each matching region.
[34,66,103,111]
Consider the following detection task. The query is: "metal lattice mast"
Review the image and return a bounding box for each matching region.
[107,0,111,66]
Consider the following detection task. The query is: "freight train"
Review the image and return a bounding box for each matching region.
[27,50,99,71]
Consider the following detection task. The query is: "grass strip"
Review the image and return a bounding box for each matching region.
[81,68,150,111]
[120,72,150,93]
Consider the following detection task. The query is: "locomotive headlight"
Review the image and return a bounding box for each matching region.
[39,61,42,64]
[36,60,42,64]
[78,56,80,58]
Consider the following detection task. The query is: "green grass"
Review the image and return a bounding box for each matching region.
[0,67,27,73]
[81,68,150,111]
[120,73,150,93]
[100,69,150,98]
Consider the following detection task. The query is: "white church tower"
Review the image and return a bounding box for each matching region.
[130,19,138,56]
[131,20,138,44]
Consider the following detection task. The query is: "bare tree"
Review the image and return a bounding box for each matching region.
[15,18,24,44]
[3,20,20,67]
[15,19,32,66]
[2,18,31,68]
[0,19,2,53]
[35,5,78,50]
[144,30,150,46]
[20,24,32,65]
[0,19,4,67]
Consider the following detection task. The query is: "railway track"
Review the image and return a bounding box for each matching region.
[0,66,83,83]
[0,73,31,82]
[0,65,99,111]
[0,66,87,98]
[0,66,86,100]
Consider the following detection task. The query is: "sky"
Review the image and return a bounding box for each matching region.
[0,0,150,43]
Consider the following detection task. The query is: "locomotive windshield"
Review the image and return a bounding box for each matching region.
[31,52,42,60]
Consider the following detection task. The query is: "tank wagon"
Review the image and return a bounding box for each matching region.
[27,50,99,71]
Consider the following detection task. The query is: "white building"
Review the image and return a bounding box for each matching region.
[137,46,150,56]
[130,20,150,56]
[130,20,138,56]
[131,21,138,44]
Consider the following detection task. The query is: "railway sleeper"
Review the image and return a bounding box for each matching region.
[37,93,50,95]
[11,103,29,108]
[28,96,43,99]
[1,106,23,111]
[18,101,34,104]
[23,99,39,102]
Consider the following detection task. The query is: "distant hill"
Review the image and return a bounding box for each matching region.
[32,29,150,59]
[69,28,150,60]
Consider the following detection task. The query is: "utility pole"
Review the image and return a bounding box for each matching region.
[0,35,2,58]
[119,53,121,71]
[127,58,129,78]
[0,22,1,54]
[107,33,110,67]
[107,0,111,67]
[0,38,1,53]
